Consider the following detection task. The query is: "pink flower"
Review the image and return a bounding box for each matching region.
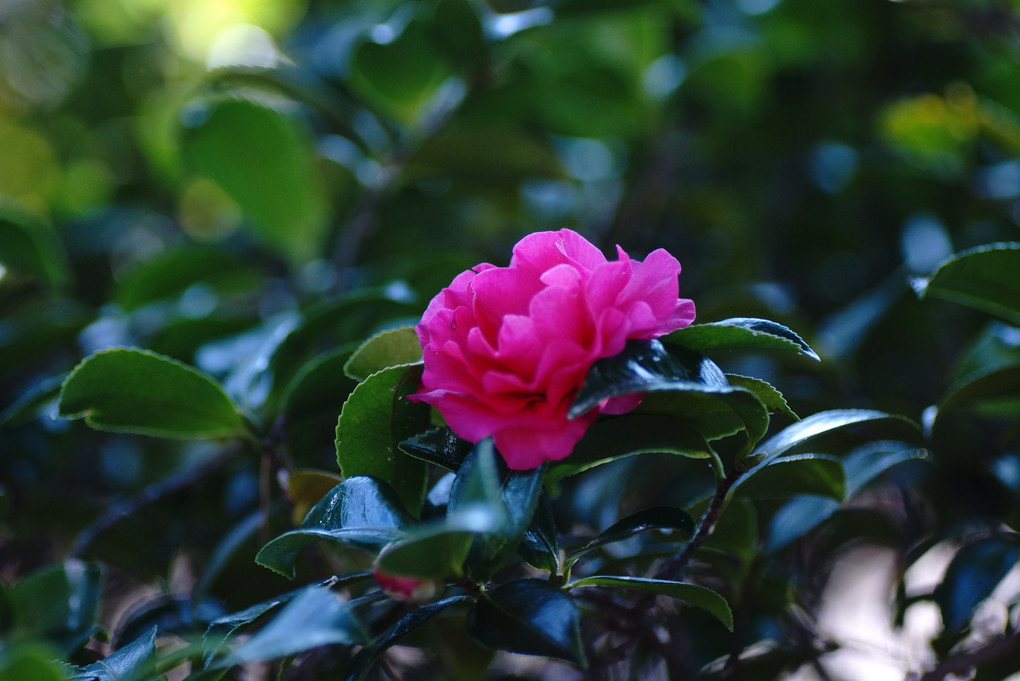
[410,229,695,470]
[372,566,439,602]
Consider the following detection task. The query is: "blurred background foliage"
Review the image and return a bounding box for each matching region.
[2,0,1020,678]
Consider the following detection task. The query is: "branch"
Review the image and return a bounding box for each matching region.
[918,631,1020,681]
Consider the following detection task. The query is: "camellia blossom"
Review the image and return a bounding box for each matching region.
[410,229,695,470]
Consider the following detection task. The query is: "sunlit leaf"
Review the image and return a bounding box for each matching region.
[913,242,1020,325]
[58,348,251,440]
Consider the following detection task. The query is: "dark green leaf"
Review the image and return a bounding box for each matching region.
[182,96,328,264]
[349,20,451,124]
[343,326,422,382]
[344,596,471,681]
[730,454,845,501]
[764,443,926,553]
[256,477,414,578]
[280,350,359,466]
[217,586,368,667]
[113,247,260,313]
[569,576,733,630]
[399,427,475,471]
[0,643,69,681]
[549,414,713,484]
[0,299,93,377]
[565,507,695,570]
[71,627,156,681]
[0,373,65,428]
[450,441,544,581]
[375,502,503,579]
[407,128,566,184]
[0,201,69,288]
[726,374,799,420]
[467,579,585,667]
[698,497,758,566]
[432,0,486,69]
[10,561,103,655]
[933,365,1020,431]
[743,409,917,469]
[913,242,1020,324]
[936,536,1020,635]
[58,348,250,440]
[518,491,559,572]
[570,339,727,418]
[335,365,430,515]
[662,317,820,361]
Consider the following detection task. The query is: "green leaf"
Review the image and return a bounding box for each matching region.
[450,440,544,582]
[913,242,1020,325]
[375,502,503,579]
[399,426,475,471]
[726,374,799,420]
[662,317,820,362]
[71,627,156,681]
[431,0,486,69]
[280,349,359,465]
[0,200,69,288]
[565,507,695,570]
[182,95,328,265]
[10,561,103,655]
[344,326,422,382]
[344,596,471,681]
[548,414,712,484]
[935,536,1020,635]
[572,340,771,454]
[518,491,559,572]
[933,365,1020,430]
[335,365,430,515]
[730,454,845,501]
[58,348,250,440]
[0,643,68,681]
[113,246,260,312]
[0,373,65,428]
[407,128,566,184]
[570,339,727,418]
[699,497,758,566]
[467,579,585,667]
[743,409,917,470]
[569,576,733,630]
[256,477,414,578]
[349,20,451,124]
[764,443,926,553]
[217,586,369,668]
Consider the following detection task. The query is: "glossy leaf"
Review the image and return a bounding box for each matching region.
[182,96,328,264]
[375,502,503,579]
[662,317,820,361]
[742,409,917,469]
[570,339,727,418]
[572,340,771,453]
[58,348,250,440]
[730,454,845,501]
[935,536,1020,635]
[518,491,559,572]
[467,579,585,667]
[217,586,369,667]
[913,242,1020,324]
[452,441,545,581]
[548,414,713,483]
[335,365,430,515]
[565,507,695,570]
[10,561,103,655]
[569,576,733,630]
[399,426,475,471]
[764,443,926,553]
[343,326,422,381]
[726,374,799,420]
[256,477,414,578]
[344,596,471,681]
[70,627,156,681]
